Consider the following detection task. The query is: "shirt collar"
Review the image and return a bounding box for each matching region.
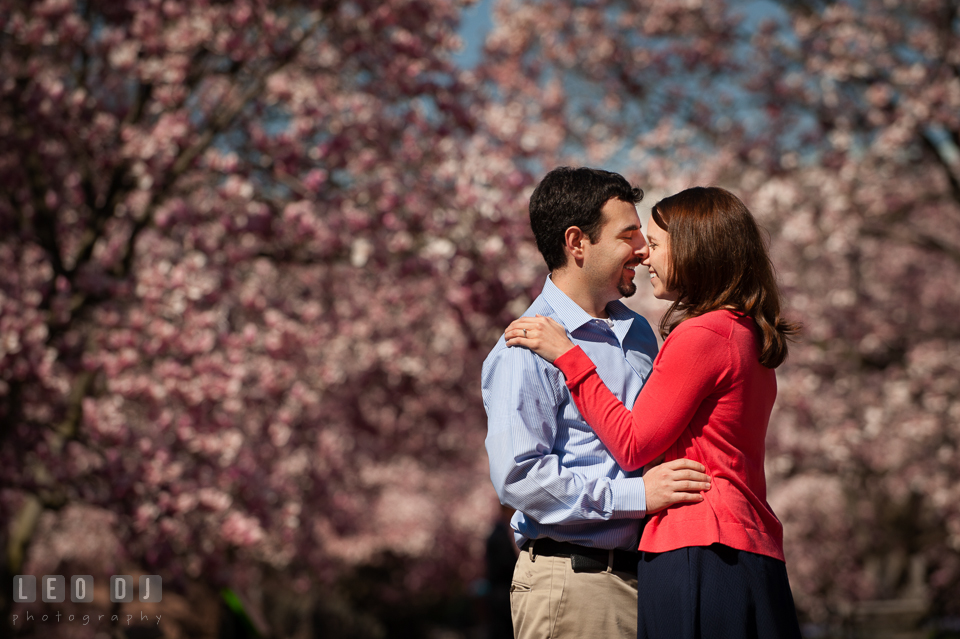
[540,275,636,337]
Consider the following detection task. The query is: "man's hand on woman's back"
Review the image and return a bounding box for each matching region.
[644,459,711,514]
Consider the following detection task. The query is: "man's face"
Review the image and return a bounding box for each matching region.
[581,198,647,302]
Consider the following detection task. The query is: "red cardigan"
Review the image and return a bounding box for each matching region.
[554,310,785,561]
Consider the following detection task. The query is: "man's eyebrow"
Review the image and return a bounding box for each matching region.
[620,224,641,233]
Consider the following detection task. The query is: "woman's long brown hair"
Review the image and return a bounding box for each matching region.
[651,186,800,368]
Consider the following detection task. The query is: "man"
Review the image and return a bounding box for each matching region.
[482,167,711,639]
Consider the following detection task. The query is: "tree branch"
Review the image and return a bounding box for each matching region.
[114,14,327,279]
[920,130,960,208]
[24,152,66,282]
[71,160,135,274]
[6,495,43,575]
[862,223,960,267]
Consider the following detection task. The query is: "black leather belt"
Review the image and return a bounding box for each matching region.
[522,538,640,574]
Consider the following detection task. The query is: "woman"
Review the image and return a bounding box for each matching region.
[505,186,802,639]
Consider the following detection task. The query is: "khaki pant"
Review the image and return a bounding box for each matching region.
[510,545,638,639]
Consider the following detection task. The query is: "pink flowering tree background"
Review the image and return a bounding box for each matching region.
[2,0,959,636]
[478,0,960,625]
[0,0,545,634]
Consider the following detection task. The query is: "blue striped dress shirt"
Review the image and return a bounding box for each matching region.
[482,276,660,550]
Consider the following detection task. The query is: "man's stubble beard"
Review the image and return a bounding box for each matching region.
[618,279,637,298]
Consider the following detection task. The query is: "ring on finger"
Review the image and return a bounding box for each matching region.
[523,328,527,338]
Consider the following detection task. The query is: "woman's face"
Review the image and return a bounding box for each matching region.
[642,216,678,301]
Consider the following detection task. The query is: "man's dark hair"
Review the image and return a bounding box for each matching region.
[529,166,644,271]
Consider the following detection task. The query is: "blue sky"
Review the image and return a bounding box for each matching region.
[452,0,788,70]
[452,0,495,69]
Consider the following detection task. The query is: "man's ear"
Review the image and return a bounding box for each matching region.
[563,226,587,263]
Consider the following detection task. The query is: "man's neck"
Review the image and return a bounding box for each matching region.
[550,269,613,319]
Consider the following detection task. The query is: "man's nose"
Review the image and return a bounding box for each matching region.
[634,239,649,259]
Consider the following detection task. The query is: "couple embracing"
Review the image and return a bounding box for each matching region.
[481,166,803,639]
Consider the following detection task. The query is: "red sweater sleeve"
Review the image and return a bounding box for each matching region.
[554,324,728,471]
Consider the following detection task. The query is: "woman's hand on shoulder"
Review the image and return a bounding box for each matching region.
[504,315,575,364]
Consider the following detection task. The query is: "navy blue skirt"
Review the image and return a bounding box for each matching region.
[636,544,802,639]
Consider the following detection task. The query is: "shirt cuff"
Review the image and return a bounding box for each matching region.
[554,345,597,387]
[608,476,647,519]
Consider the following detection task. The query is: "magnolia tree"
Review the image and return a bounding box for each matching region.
[0,0,549,634]
[480,0,960,623]
[747,1,960,621]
